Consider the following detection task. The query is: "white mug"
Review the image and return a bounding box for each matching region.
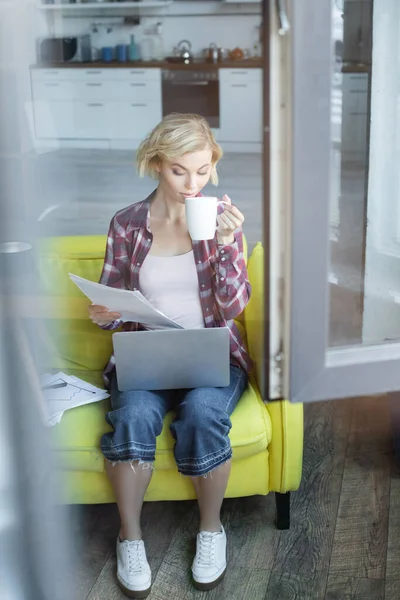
[185,196,227,240]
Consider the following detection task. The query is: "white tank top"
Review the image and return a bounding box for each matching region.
[139,250,205,329]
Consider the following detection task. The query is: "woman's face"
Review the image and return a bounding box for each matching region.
[158,148,213,204]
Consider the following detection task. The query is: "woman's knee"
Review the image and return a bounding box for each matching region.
[107,402,165,439]
[173,397,230,437]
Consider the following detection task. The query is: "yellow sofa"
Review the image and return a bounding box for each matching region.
[38,236,303,529]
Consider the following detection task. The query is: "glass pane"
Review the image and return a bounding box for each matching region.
[3,0,266,594]
[329,0,400,347]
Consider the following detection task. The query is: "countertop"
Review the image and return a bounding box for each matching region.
[341,63,371,74]
[31,58,264,70]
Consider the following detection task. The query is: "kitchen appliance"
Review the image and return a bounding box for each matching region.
[162,69,219,129]
[38,35,91,63]
[204,43,219,64]
[173,40,194,65]
[203,44,229,64]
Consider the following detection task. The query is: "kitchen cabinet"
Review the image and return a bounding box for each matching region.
[33,101,75,139]
[74,102,110,139]
[341,73,369,157]
[110,102,162,140]
[219,68,263,143]
[31,68,162,141]
[31,66,263,148]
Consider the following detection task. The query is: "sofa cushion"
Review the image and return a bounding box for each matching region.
[51,370,272,473]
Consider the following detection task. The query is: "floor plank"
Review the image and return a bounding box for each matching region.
[227,495,279,571]
[325,576,385,600]
[264,400,353,600]
[329,398,391,580]
[386,478,400,579]
[384,580,400,600]
[74,504,120,599]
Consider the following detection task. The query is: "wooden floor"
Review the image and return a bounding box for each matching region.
[65,395,399,600]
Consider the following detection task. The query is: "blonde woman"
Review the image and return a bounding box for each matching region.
[89,113,252,598]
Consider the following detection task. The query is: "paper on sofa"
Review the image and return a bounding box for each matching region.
[41,371,110,427]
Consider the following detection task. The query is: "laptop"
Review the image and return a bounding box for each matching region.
[112,327,230,391]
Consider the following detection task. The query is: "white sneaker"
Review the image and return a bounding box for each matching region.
[191,525,227,590]
[116,537,152,599]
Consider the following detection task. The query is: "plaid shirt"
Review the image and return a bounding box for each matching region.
[99,192,253,385]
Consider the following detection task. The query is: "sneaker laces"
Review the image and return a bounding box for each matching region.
[196,532,218,566]
[124,540,146,574]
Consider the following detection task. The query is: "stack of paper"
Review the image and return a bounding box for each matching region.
[69,273,184,330]
[41,372,109,427]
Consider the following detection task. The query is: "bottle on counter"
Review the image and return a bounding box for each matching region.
[129,34,140,61]
[152,22,164,61]
[141,36,154,62]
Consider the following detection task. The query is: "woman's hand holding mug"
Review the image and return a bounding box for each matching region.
[216,194,245,245]
[185,193,244,242]
[89,304,121,326]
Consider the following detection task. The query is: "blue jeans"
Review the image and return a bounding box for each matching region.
[100,364,248,477]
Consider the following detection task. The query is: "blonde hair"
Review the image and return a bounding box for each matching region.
[136,113,223,185]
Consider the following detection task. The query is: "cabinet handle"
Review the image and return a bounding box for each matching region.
[276,0,290,36]
[86,71,102,75]
[86,83,102,87]
[349,111,368,116]
[130,71,146,74]
[131,103,147,107]
[43,71,59,75]
[44,83,59,87]
[230,71,248,75]
[171,81,209,86]
[130,83,146,87]
[87,103,103,107]
[231,84,248,88]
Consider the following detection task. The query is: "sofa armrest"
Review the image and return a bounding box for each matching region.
[266,400,303,493]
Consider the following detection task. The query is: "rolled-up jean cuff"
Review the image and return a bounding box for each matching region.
[176,446,232,477]
[101,442,156,464]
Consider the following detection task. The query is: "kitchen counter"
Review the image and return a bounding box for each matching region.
[31,59,264,70]
[341,63,371,74]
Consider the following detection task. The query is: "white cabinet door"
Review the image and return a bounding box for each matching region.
[33,101,75,139]
[219,81,262,142]
[219,70,263,142]
[32,81,75,101]
[341,73,369,157]
[74,102,109,139]
[110,102,162,140]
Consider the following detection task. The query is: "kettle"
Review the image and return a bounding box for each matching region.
[175,39,193,64]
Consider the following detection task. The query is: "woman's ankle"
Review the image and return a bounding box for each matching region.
[119,526,142,542]
[198,520,222,533]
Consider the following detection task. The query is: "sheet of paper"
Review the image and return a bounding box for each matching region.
[69,273,184,330]
[41,371,110,427]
